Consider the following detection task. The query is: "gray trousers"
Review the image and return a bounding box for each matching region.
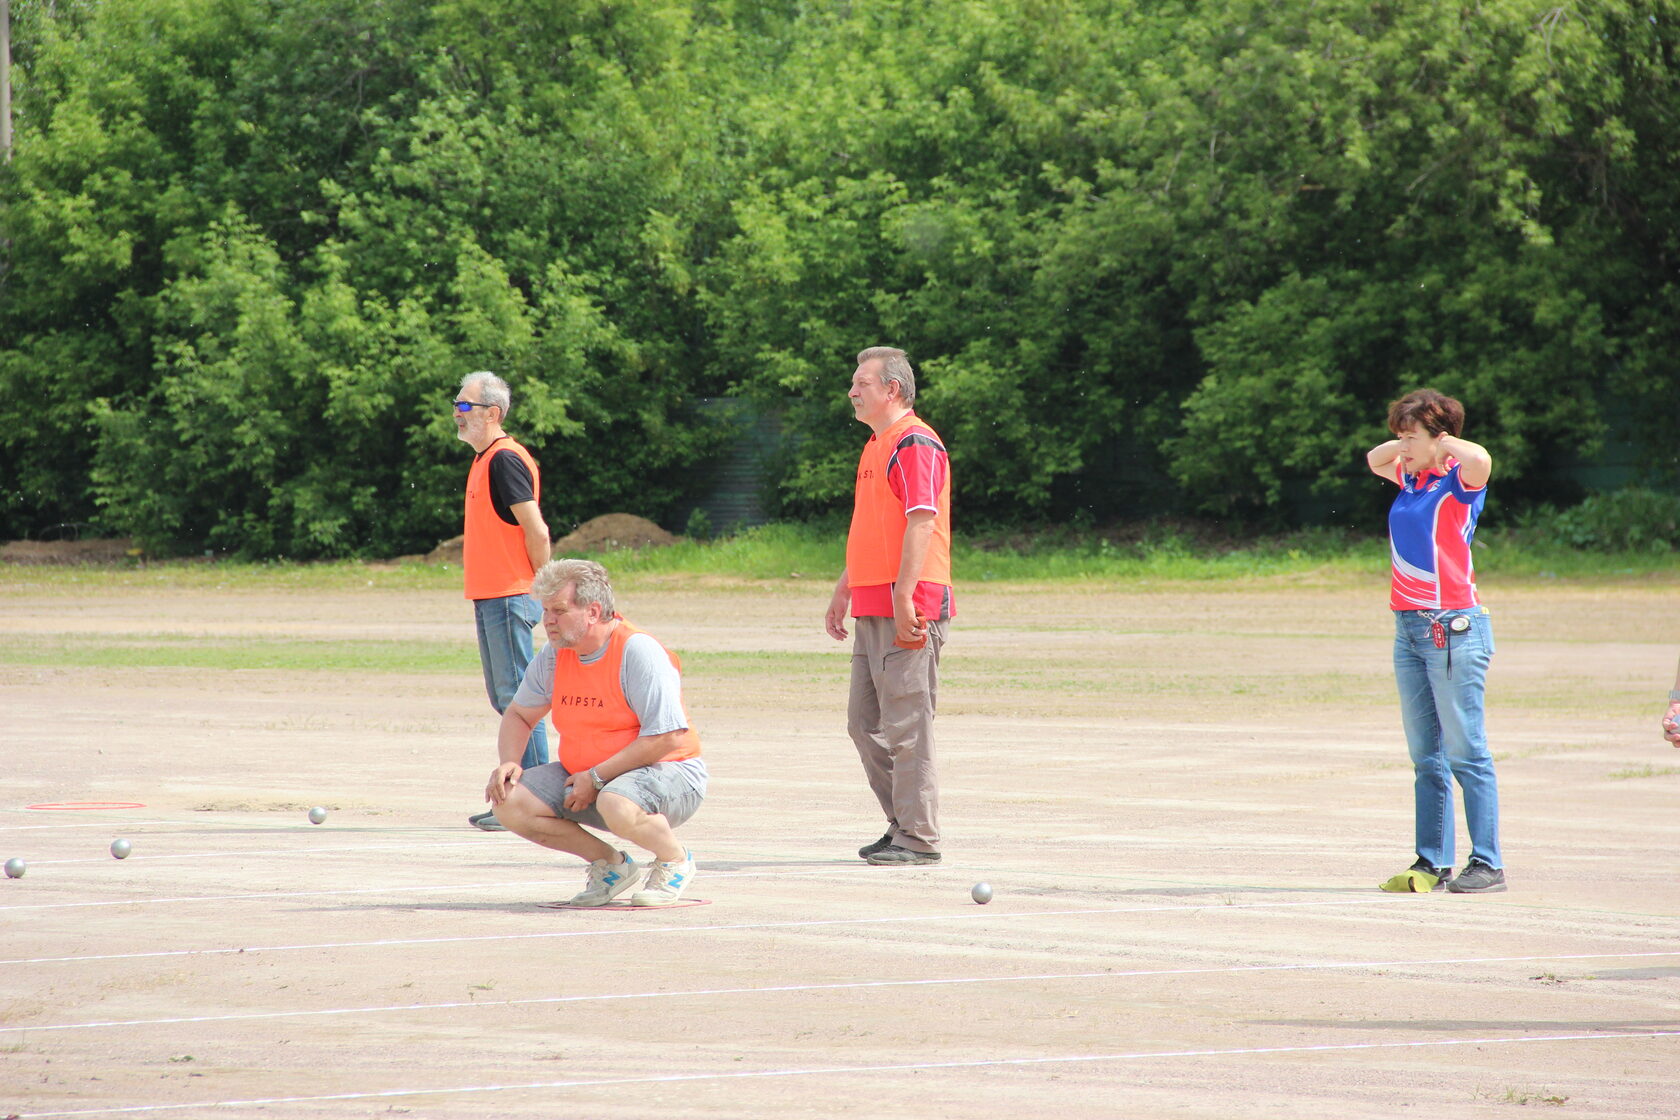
[848,615,946,853]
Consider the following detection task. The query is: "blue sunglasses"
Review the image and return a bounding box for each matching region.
[453,400,497,413]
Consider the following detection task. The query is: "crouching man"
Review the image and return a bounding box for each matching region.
[485,558,707,907]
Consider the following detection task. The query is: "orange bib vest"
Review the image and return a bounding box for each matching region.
[549,620,702,774]
[463,435,541,600]
[845,412,952,589]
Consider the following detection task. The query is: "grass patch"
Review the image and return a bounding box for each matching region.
[1475,1086,1570,1107]
[643,519,1680,583]
[0,634,475,674]
[1607,765,1680,781]
[0,559,462,595]
[3,519,1678,594]
[681,650,836,682]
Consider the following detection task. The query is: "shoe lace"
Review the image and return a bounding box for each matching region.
[586,856,629,892]
[641,861,672,892]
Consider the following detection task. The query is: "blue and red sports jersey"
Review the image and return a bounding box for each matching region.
[1385,458,1485,610]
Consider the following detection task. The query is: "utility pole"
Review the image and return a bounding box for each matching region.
[1,0,12,162]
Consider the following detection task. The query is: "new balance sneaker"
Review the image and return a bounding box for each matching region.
[1446,859,1507,894]
[468,810,507,833]
[865,844,941,865]
[857,832,894,859]
[631,850,695,907]
[566,852,641,907]
[1379,857,1453,893]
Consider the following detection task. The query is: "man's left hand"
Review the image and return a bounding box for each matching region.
[562,779,599,813]
[1664,700,1680,745]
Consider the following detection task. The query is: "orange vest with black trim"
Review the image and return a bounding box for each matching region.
[550,620,702,774]
[463,435,540,600]
[845,411,953,589]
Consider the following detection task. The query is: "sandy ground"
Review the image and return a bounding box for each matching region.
[1,572,1678,1118]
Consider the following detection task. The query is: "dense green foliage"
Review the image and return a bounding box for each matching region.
[1509,486,1680,552]
[2,0,1677,556]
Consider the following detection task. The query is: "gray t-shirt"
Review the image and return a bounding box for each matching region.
[512,629,688,737]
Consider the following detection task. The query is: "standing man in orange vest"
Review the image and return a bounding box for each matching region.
[824,346,954,865]
[485,559,707,907]
[456,371,551,832]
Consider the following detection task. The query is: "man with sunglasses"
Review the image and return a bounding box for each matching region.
[455,371,551,831]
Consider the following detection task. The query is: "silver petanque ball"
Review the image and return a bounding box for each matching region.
[110,838,132,859]
[5,857,25,879]
[971,881,993,905]
[308,806,328,825]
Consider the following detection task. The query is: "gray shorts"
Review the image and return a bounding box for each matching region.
[518,758,707,831]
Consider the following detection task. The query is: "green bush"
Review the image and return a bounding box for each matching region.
[3,1,1679,552]
[1514,489,1680,552]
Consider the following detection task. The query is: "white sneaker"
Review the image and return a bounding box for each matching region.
[631,850,695,907]
[566,852,640,906]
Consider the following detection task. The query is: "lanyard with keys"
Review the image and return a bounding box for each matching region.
[1425,611,1471,677]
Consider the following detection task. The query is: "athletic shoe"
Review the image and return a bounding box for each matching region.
[857,832,894,859]
[567,852,641,906]
[1446,859,1507,894]
[631,850,695,907]
[865,844,941,865]
[468,810,507,833]
[1378,857,1452,893]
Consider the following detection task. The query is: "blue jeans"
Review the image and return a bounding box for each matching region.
[474,594,548,770]
[1393,607,1501,870]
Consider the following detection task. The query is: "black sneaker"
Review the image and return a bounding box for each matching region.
[865,844,941,865]
[1378,857,1452,893]
[1410,857,1453,891]
[857,832,894,859]
[468,810,507,833]
[1447,859,1507,894]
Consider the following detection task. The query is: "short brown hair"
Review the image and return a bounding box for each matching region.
[856,346,917,406]
[1387,389,1464,438]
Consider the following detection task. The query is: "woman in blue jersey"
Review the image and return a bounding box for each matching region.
[1366,389,1505,894]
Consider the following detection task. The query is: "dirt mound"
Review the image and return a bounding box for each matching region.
[0,538,142,565]
[421,514,676,566]
[423,535,465,565]
[554,514,677,554]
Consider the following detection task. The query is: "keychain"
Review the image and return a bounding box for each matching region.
[1428,613,1472,676]
[1436,614,1472,676]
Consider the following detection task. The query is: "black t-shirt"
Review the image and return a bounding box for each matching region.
[478,446,536,525]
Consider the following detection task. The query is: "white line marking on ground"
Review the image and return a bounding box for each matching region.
[7,950,1678,1035]
[0,863,899,911]
[0,877,572,914]
[0,818,182,832]
[1,896,1391,959]
[13,1030,1680,1117]
[21,838,502,866]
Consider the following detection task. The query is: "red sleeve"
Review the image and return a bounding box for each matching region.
[886,437,948,514]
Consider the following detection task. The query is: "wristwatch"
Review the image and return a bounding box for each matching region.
[1669,690,1680,702]
[588,767,606,791]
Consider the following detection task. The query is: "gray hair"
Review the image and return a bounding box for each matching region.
[856,346,916,406]
[531,558,615,617]
[459,370,512,420]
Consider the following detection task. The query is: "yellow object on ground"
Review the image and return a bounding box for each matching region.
[1379,869,1439,893]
